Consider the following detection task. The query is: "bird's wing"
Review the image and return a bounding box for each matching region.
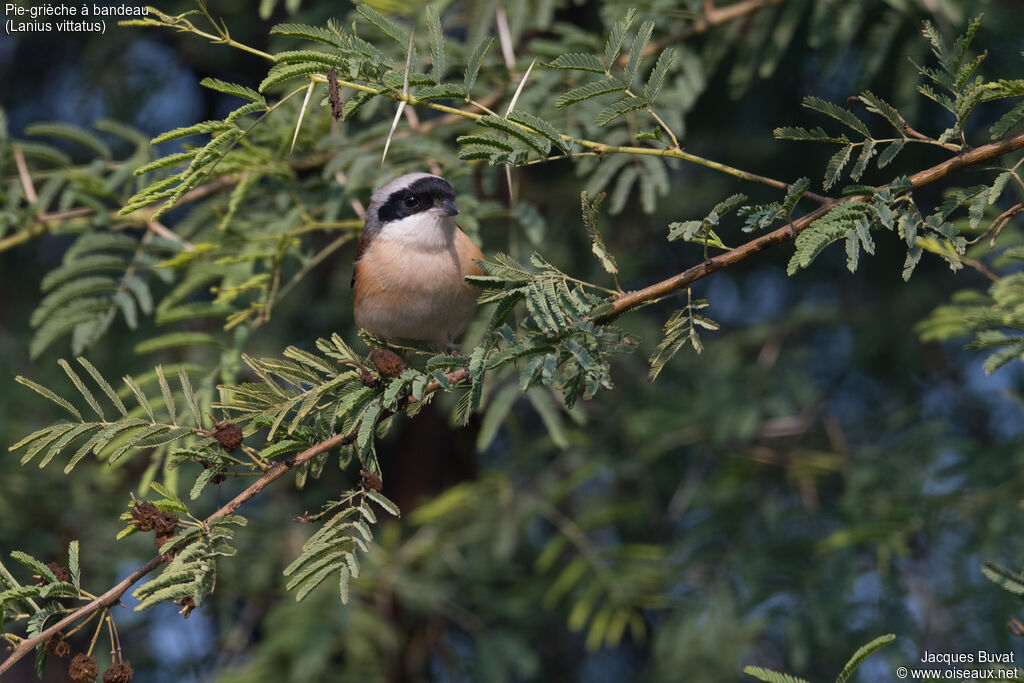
[456,227,485,279]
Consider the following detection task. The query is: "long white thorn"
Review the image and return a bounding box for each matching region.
[290,79,316,155]
[383,29,415,165]
[506,58,536,116]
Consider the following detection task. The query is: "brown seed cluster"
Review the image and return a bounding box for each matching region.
[359,368,379,388]
[68,653,98,682]
[369,348,404,378]
[211,422,244,451]
[44,561,71,584]
[129,501,159,531]
[102,661,134,683]
[44,633,70,657]
[360,469,383,493]
[130,500,180,554]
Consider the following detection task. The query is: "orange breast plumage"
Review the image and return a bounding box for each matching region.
[353,228,484,348]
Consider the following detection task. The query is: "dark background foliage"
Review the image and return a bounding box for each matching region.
[2,0,1024,681]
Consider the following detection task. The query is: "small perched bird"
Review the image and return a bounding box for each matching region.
[352,173,485,348]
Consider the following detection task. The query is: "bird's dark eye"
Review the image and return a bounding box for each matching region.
[403,194,419,208]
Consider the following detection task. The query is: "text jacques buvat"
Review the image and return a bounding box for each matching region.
[5,3,148,33]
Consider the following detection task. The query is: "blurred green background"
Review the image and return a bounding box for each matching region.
[2,0,1024,681]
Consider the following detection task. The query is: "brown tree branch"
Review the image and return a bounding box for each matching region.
[0,367,470,677]
[598,130,1024,320]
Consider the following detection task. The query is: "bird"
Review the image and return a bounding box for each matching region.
[352,173,485,349]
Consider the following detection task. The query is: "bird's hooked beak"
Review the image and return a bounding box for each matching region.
[434,198,460,216]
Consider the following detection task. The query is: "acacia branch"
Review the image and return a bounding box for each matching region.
[0,367,469,676]
[597,130,1024,320]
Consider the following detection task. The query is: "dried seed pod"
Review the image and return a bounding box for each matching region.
[69,653,98,682]
[102,661,134,683]
[369,348,404,378]
[44,632,70,657]
[154,531,178,557]
[361,469,383,493]
[212,423,244,451]
[44,562,71,584]
[130,501,159,532]
[152,511,178,536]
[359,368,379,388]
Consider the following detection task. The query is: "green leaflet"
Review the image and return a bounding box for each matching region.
[464,36,493,95]
[644,49,676,103]
[624,21,654,86]
[199,77,266,104]
[356,4,410,51]
[603,7,636,67]
[259,62,323,92]
[858,90,903,132]
[991,99,1024,139]
[426,6,445,84]
[476,115,550,154]
[823,144,854,189]
[802,95,871,136]
[742,667,811,683]
[556,78,626,109]
[270,22,343,47]
[415,83,465,101]
[547,52,605,73]
[150,120,232,145]
[273,50,339,67]
[773,126,851,144]
[507,110,570,152]
[594,96,647,126]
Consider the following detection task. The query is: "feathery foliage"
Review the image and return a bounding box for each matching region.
[3,2,1024,680]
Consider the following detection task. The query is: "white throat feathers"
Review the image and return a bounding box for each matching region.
[376,211,457,252]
